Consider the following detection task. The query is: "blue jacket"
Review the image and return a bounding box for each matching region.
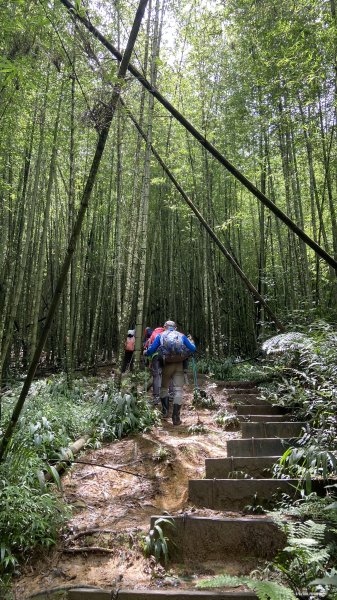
[145,331,196,357]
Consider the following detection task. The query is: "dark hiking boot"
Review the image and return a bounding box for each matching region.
[172,403,182,426]
[161,397,169,418]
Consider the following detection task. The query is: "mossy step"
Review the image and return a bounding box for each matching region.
[227,437,293,457]
[227,389,260,395]
[237,414,290,422]
[205,456,280,478]
[149,515,285,561]
[224,382,259,389]
[228,395,271,406]
[240,421,306,438]
[68,590,258,599]
[188,478,326,511]
[235,405,288,415]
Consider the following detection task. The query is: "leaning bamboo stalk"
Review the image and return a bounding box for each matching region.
[0,0,149,462]
[120,99,284,331]
[59,0,337,273]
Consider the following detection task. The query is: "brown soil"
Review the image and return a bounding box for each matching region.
[12,378,259,599]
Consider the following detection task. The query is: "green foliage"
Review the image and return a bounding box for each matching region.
[92,386,158,442]
[1,376,94,461]
[142,517,175,565]
[274,445,337,491]
[312,574,337,588]
[262,325,337,598]
[243,493,267,514]
[192,389,216,409]
[196,356,269,382]
[187,422,208,435]
[276,492,337,526]
[0,375,157,576]
[0,437,70,575]
[152,445,170,462]
[259,324,337,534]
[0,477,69,573]
[272,518,334,596]
[196,573,296,599]
[215,409,240,430]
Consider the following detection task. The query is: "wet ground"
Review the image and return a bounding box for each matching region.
[13,377,258,599]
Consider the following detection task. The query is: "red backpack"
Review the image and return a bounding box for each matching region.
[125,336,135,351]
[148,326,164,346]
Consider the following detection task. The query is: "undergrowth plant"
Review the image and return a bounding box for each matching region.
[261,324,337,485]
[142,517,175,565]
[196,573,296,599]
[92,388,158,442]
[215,409,240,430]
[192,389,216,409]
[152,445,170,462]
[271,518,335,597]
[0,439,70,579]
[196,356,269,382]
[187,422,208,435]
[0,374,158,579]
[260,324,337,599]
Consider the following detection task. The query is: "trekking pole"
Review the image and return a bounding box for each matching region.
[191,356,202,424]
[144,365,147,398]
[192,357,199,392]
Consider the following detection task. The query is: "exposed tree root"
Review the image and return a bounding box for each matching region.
[26,584,107,598]
[63,546,115,554]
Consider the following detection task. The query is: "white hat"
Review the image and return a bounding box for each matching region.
[127,329,135,335]
[164,320,176,329]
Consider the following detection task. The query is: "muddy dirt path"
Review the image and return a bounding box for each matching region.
[13,378,248,599]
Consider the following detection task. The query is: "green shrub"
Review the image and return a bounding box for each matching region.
[196,356,269,382]
[192,389,216,409]
[142,517,175,565]
[0,478,69,573]
[0,375,157,577]
[92,389,158,441]
[215,410,240,430]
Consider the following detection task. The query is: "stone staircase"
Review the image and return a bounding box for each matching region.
[67,383,302,599]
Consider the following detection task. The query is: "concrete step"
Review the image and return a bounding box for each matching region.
[241,422,305,439]
[149,515,285,561]
[227,437,293,457]
[205,456,280,478]
[227,388,260,395]
[236,405,289,415]
[238,415,290,423]
[229,395,271,406]
[188,478,326,511]
[68,590,258,600]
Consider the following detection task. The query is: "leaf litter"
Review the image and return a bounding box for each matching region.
[13,378,261,599]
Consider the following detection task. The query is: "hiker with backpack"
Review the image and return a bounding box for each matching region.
[145,324,174,406]
[122,329,135,372]
[144,320,196,425]
[145,325,165,405]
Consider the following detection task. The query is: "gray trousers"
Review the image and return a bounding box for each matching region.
[152,355,173,397]
[160,362,184,405]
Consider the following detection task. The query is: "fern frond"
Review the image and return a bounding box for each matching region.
[293,520,326,542]
[262,332,313,355]
[247,580,296,600]
[196,574,296,600]
[196,574,242,588]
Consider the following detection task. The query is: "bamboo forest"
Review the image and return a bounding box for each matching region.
[1,1,337,599]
